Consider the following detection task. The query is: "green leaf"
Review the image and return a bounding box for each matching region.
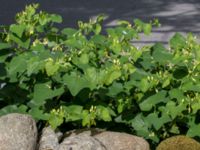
[9,34,30,49]
[191,102,200,114]
[48,113,64,129]
[29,107,49,120]
[0,63,6,79]
[39,15,49,25]
[152,43,173,63]
[64,38,83,49]
[31,43,46,52]
[31,83,64,106]
[162,78,170,88]
[79,53,89,64]
[0,43,12,50]
[106,28,117,37]
[133,19,144,31]
[96,106,112,122]
[173,66,188,79]
[130,69,149,80]
[187,119,200,137]
[170,33,186,49]
[170,124,180,134]
[83,67,99,89]
[82,110,90,127]
[45,59,60,76]
[143,24,152,35]
[0,49,10,63]
[7,54,27,81]
[107,82,123,97]
[94,24,102,34]
[50,14,63,23]
[0,43,12,63]
[64,105,83,121]
[117,101,124,113]
[131,114,156,141]
[27,56,44,76]
[0,105,28,116]
[63,72,89,96]
[145,112,171,130]
[7,55,26,74]
[61,28,78,37]
[169,89,184,101]
[139,78,150,92]
[105,69,121,85]
[110,42,121,54]
[10,24,26,37]
[139,51,155,70]
[159,101,187,119]
[139,91,167,111]
[181,82,200,92]
[90,35,106,45]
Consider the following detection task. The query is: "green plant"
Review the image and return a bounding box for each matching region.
[0,3,157,127]
[0,3,200,148]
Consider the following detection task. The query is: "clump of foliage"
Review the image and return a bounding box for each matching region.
[0,3,200,147]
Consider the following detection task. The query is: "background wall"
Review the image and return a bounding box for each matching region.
[0,0,200,46]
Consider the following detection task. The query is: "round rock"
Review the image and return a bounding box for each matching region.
[58,134,106,150]
[38,126,60,150]
[94,131,150,150]
[0,113,37,150]
[156,135,200,150]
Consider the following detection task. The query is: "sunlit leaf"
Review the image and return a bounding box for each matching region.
[10,24,26,37]
[50,14,63,23]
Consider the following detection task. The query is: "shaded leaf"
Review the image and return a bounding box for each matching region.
[63,72,89,96]
[9,34,30,49]
[0,43,12,50]
[64,105,83,121]
[29,107,49,120]
[152,43,173,63]
[146,112,171,130]
[139,91,167,111]
[32,83,64,106]
[107,82,123,97]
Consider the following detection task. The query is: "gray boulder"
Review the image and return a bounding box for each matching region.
[0,113,37,150]
[63,129,150,150]
[63,128,105,137]
[38,126,61,150]
[93,131,150,150]
[58,134,106,150]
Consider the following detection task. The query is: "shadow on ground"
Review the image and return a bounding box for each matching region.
[1,0,200,45]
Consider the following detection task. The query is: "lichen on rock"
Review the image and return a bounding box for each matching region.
[156,135,200,150]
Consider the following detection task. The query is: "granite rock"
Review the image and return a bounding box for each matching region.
[58,134,106,150]
[94,131,150,150]
[63,129,149,150]
[0,113,37,150]
[38,126,61,150]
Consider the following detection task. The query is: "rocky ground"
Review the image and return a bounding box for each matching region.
[0,113,200,150]
[0,113,150,150]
